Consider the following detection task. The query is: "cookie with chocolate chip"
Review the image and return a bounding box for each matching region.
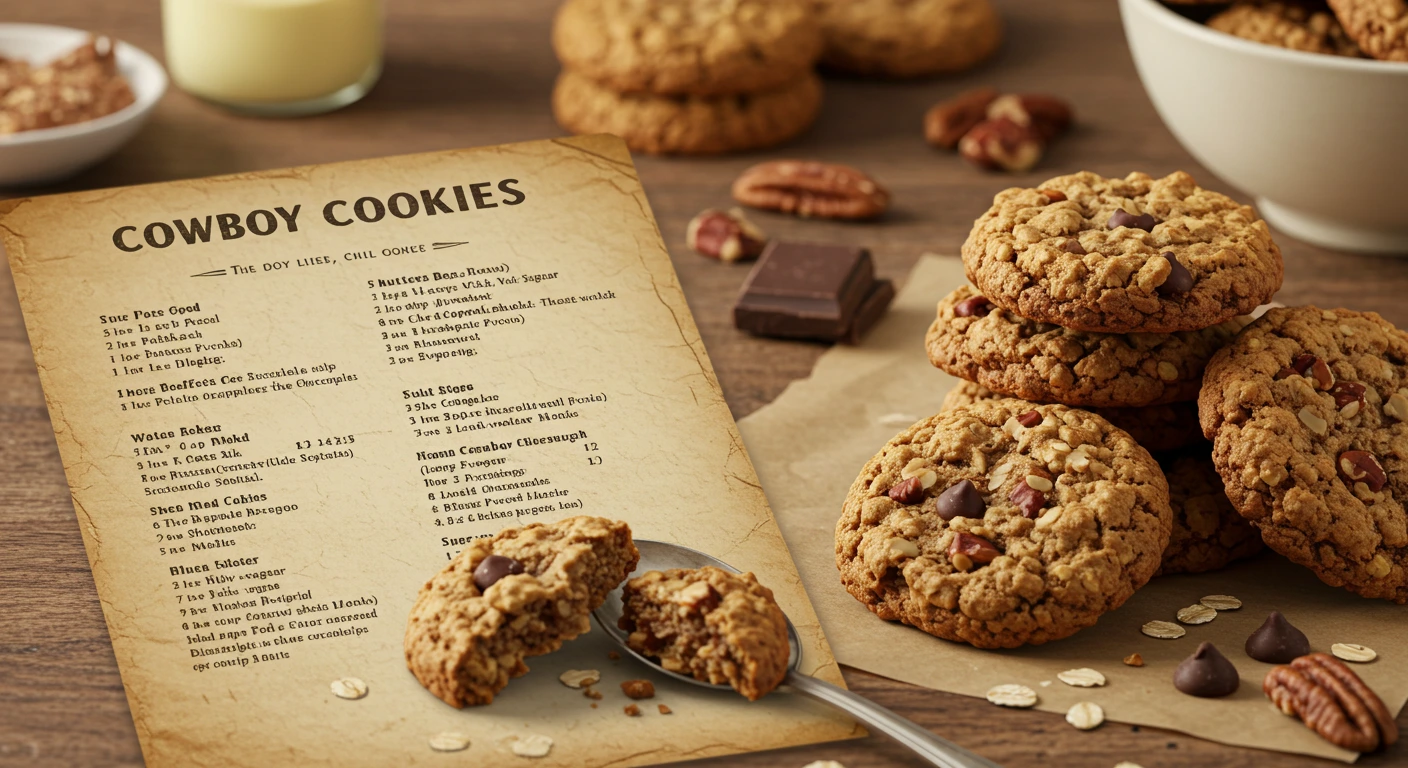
[1327,0,1408,61]
[836,401,1171,648]
[1156,449,1264,576]
[927,284,1249,409]
[1200,306,1408,602]
[961,171,1283,334]
[404,516,639,706]
[813,0,1003,78]
[941,381,1206,453]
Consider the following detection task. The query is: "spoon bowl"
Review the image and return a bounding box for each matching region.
[593,539,1004,768]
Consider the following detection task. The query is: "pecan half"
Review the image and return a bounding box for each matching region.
[958,118,1043,172]
[923,87,999,150]
[1331,381,1368,410]
[948,532,1001,567]
[887,476,925,505]
[685,207,767,262]
[986,94,1074,143]
[1338,451,1387,492]
[1263,653,1398,752]
[732,160,889,220]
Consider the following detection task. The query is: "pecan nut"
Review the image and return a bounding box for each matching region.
[731,160,889,220]
[948,532,1001,568]
[886,476,925,505]
[1263,653,1399,752]
[958,118,1044,172]
[986,94,1074,143]
[1338,450,1387,492]
[685,207,767,262]
[923,87,999,150]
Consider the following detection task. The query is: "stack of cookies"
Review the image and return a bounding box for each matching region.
[550,0,824,155]
[927,170,1285,578]
[837,170,1287,649]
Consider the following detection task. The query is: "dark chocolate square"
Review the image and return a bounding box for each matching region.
[733,242,875,341]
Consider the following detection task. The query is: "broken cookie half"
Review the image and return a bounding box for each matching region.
[619,566,790,701]
[404,516,639,707]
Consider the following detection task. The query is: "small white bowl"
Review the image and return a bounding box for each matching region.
[1120,0,1408,254]
[0,24,166,187]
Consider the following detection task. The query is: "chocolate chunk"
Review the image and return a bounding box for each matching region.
[1157,253,1194,296]
[473,554,524,590]
[733,241,876,342]
[842,279,895,344]
[1106,210,1157,231]
[1061,239,1087,255]
[1174,642,1240,697]
[954,295,992,317]
[937,479,985,520]
[1246,611,1311,663]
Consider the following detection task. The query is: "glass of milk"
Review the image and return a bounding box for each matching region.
[162,0,383,116]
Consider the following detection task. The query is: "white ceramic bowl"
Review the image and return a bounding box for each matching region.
[1120,0,1408,254]
[0,24,166,187]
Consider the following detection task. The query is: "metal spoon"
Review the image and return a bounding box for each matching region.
[593,539,1004,768]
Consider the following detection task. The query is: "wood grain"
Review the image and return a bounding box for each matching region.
[1,1,1405,766]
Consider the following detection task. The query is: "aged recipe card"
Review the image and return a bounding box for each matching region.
[0,135,856,767]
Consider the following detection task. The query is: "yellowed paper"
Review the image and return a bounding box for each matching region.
[738,254,1407,763]
[0,135,857,768]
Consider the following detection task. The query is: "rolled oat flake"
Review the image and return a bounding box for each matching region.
[329,677,368,700]
[1065,701,1105,730]
[985,683,1038,708]
[1176,603,1217,625]
[512,734,553,758]
[428,732,471,752]
[1331,643,1377,663]
[1199,594,1242,611]
[1057,668,1107,687]
[1141,620,1186,639]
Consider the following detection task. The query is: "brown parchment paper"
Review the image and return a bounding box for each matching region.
[0,135,858,768]
[737,254,1408,763]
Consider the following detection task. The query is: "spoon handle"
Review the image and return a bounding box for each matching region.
[784,672,1005,768]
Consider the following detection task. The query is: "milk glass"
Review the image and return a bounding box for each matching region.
[162,0,383,116]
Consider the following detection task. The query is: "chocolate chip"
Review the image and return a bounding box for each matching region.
[954,295,992,318]
[1275,354,1318,381]
[1174,642,1240,698]
[1245,611,1311,663]
[937,479,985,520]
[473,554,525,590]
[1156,253,1194,296]
[1331,381,1367,409]
[1017,410,1042,428]
[1061,239,1087,255]
[1107,210,1157,231]
[1009,482,1045,518]
[888,476,926,505]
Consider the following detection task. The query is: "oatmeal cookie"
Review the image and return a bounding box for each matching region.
[551,0,822,95]
[941,381,1205,453]
[927,284,1248,409]
[1156,449,1263,575]
[1208,1,1364,56]
[620,566,789,700]
[1199,306,1408,602]
[404,516,639,707]
[814,0,1003,78]
[552,70,822,155]
[836,401,1172,648]
[961,172,1283,334]
[1326,0,1408,60]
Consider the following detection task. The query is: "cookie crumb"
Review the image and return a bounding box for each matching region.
[428,732,471,752]
[624,704,641,717]
[329,677,368,700]
[1123,653,1145,667]
[658,704,672,714]
[511,734,553,758]
[583,687,603,700]
[558,669,601,689]
[620,679,655,699]
[607,651,621,661]
[590,702,598,709]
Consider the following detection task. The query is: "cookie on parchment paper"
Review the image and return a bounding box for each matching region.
[1199,306,1408,602]
[1155,448,1263,576]
[404,516,639,707]
[961,171,1283,335]
[837,401,1171,648]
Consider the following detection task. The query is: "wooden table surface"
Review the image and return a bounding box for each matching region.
[2,1,1405,767]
